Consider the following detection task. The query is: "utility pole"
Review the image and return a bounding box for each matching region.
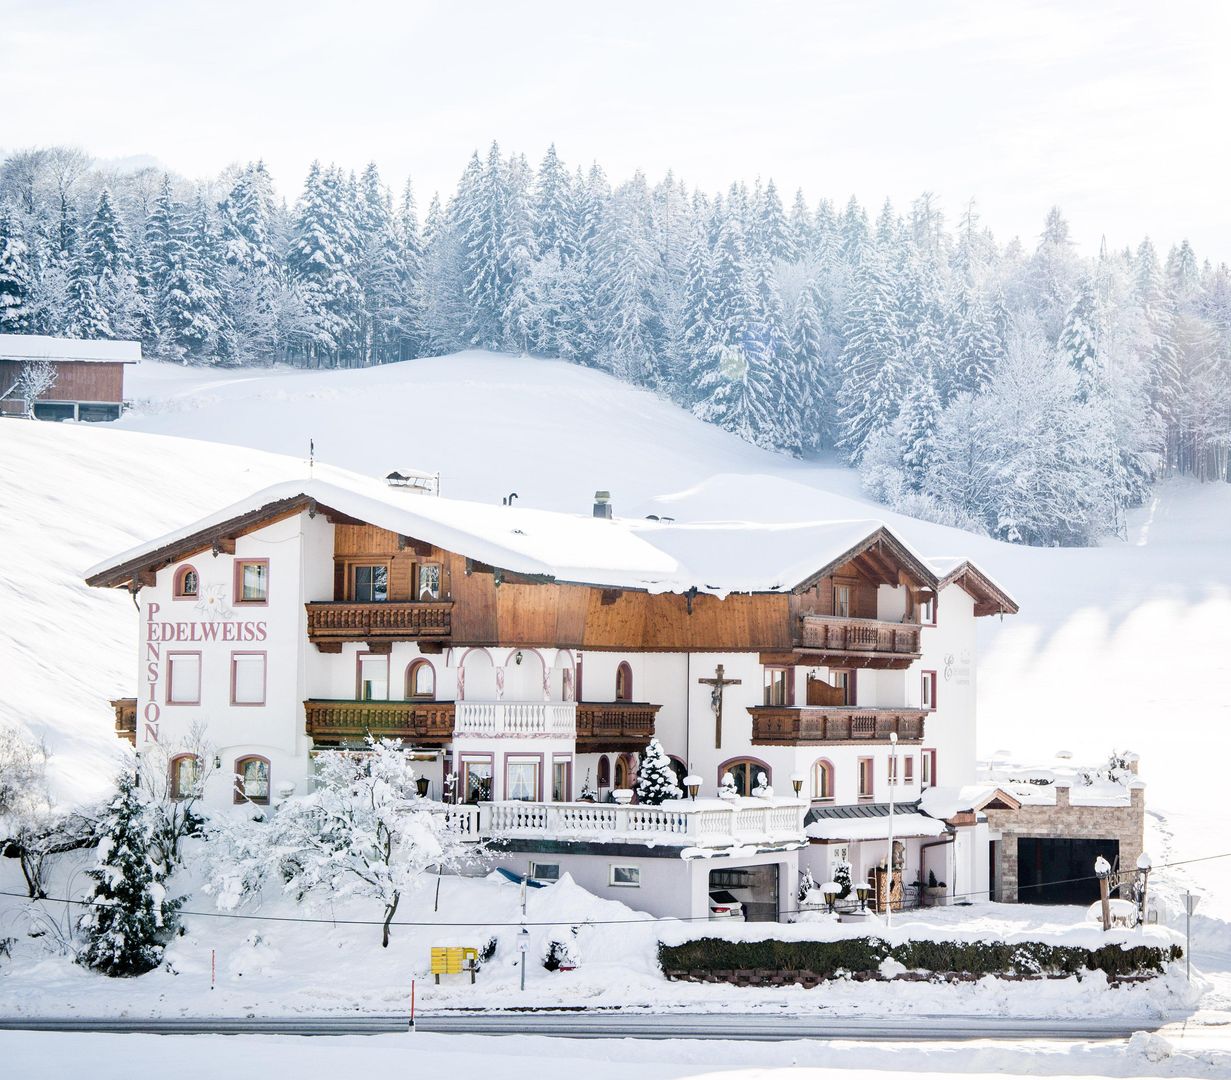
[886,732,897,927]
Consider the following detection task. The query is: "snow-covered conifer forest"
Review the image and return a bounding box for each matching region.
[2,143,1228,545]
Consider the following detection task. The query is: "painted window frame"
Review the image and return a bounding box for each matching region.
[857,756,875,799]
[903,755,914,783]
[230,650,267,707]
[921,748,937,788]
[233,557,270,606]
[922,669,938,711]
[812,758,835,801]
[609,864,641,887]
[172,564,199,600]
[234,755,271,805]
[614,661,633,702]
[458,752,494,805]
[169,753,201,800]
[551,754,573,802]
[406,658,436,700]
[596,755,611,788]
[165,651,202,706]
[717,756,772,797]
[504,753,543,802]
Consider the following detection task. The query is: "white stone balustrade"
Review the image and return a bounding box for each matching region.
[443,797,808,851]
[454,701,576,738]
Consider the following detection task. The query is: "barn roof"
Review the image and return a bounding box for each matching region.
[0,334,141,364]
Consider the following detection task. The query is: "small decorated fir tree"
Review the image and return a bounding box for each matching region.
[77,770,181,977]
[633,738,681,805]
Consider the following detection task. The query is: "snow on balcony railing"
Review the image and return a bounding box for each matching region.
[454,701,576,738]
[443,797,808,851]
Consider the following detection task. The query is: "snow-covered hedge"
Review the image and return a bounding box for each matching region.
[659,937,1182,982]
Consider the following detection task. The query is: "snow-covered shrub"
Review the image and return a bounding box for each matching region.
[832,859,852,900]
[634,738,681,805]
[205,737,483,946]
[543,938,578,971]
[76,770,182,977]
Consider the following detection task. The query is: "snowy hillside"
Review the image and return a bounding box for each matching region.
[4,351,1231,913]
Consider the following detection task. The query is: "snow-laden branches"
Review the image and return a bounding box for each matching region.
[205,738,484,946]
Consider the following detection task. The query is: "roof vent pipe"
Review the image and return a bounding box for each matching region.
[593,490,612,519]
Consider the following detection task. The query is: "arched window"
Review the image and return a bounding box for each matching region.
[174,564,199,599]
[169,754,201,800]
[596,755,611,788]
[615,661,632,702]
[234,756,271,805]
[406,659,435,700]
[668,755,688,791]
[614,753,635,791]
[812,758,835,801]
[718,757,772,797]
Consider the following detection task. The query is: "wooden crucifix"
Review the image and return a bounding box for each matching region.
[698,663,742,749]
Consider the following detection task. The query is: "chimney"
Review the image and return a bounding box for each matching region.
[593,490,612,519]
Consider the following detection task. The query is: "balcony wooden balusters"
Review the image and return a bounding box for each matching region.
[304,699,455,745]
[575,701,660,752]
[797,615,922,668]
[749,706,927,746]
[305,601,452,650]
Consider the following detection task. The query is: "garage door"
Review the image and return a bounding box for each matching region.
[1017,837,1119,905]
[709,865,779,922]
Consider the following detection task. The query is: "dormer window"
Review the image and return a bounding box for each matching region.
[833,584,852,618]
[174,565,199,599]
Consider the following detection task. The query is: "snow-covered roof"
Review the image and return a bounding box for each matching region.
[805,812,948,841]
[0,334,141,364]
[85,464,1015,602]
[918,784,1021,819]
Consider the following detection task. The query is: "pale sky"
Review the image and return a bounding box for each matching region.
[4,0,1229,260]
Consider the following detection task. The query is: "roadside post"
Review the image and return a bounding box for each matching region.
[409,978,416,1031]
[519,927,529,992]
[1135,852,1151,928]
[1095,856,1111,931]
[1184,893,1199,981]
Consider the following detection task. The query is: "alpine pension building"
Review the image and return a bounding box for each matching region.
[89,467,1025,921]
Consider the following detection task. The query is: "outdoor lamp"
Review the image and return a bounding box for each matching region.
[416,775,430,798]
[1136,852,1152,872]
[683,774,702,801]
[854,881,871,911]
[213,754,221,770]
[791,773,805,797]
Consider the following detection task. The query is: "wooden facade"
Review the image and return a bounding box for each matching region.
[575,701,660,752]
[0,358,128,418]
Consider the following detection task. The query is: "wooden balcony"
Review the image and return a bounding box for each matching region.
[797,615,921,668]
[304,699,455,745]
[575,701,660,752]
[750,706,927,746]
[305,601,452,651]
[111,696,137,746]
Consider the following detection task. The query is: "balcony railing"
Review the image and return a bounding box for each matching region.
[305,601,452,647]
[444,798,808,850]
[112,697,137,746]
[455,701,576,738]
[575,701,659,751]
[304,699,455,744]
[798,615,921,666]
[750,706,927,745]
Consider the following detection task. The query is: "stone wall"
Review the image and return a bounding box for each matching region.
[983,780,1145,903]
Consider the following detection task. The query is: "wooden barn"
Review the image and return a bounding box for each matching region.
[0,334,140,421]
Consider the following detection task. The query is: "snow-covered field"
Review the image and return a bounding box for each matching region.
[2,352,1231,1068]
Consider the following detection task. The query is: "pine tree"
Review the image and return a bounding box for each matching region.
[395,179,427,358]
[837,249,908,462]
[1057,274,1101,400]
[531,144,576,261]
[898,368,941,490]
[0,204,33,331]
[634,738,681,805]
[77,769,181,977]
